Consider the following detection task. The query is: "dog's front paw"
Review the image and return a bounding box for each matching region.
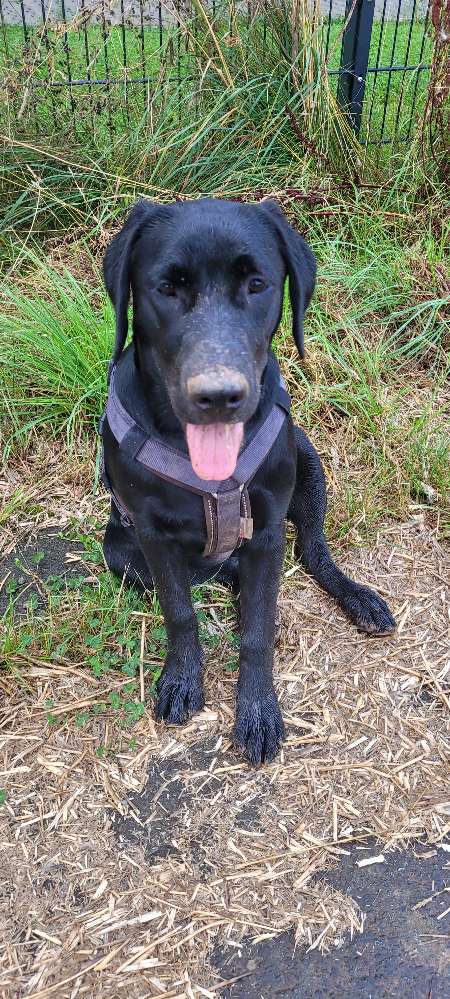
[155,657,204,725]
[340,582,396,635]
[234,686,285,765]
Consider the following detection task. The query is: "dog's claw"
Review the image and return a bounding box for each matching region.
[234,687,285,765]
[339,582,396,635]
[155,661,204,725]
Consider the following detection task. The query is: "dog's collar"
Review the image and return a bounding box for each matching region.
[100,363,291,559]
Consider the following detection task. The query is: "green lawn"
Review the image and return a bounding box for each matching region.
[0,23,168,81]
[324,16,432,142]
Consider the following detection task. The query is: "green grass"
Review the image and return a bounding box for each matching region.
[4,538,163,665]
[0,249,112,447]
[0,13,432,150]
[0,66,354,244]
[1,527,238,737]
[0,23,167,81]
[1,547,160,738]
[0,9,438,254]
[325,17,431,143]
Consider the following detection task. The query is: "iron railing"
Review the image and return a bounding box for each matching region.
[0,1,433,146]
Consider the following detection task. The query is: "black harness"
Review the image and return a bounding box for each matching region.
[99,364,290,560]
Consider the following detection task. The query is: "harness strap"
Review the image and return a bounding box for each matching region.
[102,366,290,557]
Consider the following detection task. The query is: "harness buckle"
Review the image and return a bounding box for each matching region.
[239,516,253,540]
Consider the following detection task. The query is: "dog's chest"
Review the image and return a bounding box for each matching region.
[150,480,207,548]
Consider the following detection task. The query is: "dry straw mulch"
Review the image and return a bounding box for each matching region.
[1,518,449,997]
[0,440,97,563]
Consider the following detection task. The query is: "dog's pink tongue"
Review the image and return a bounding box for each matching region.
[186,422,244,481]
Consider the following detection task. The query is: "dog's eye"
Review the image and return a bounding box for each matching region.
[248,277,267,294]
[158,281,175,296]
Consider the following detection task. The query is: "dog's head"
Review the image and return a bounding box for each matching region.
[103,197,315,479]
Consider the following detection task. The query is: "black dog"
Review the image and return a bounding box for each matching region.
[101,198,395,764]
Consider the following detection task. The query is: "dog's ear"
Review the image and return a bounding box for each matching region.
[259,200,316,359]
[103,199,158,364]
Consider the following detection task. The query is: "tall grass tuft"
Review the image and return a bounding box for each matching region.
[1,1,362,246]
[0,250,111,451]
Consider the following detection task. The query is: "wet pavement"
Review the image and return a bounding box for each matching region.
[214,845,450,998]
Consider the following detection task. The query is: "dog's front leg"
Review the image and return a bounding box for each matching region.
[136,532,204,724]
[234,523,286,764]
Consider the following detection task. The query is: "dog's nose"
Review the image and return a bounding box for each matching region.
[187,369,249,414]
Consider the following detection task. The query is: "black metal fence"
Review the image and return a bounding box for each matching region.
[0,1,433,147]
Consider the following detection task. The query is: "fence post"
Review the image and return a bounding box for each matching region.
[338,0,375,136]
